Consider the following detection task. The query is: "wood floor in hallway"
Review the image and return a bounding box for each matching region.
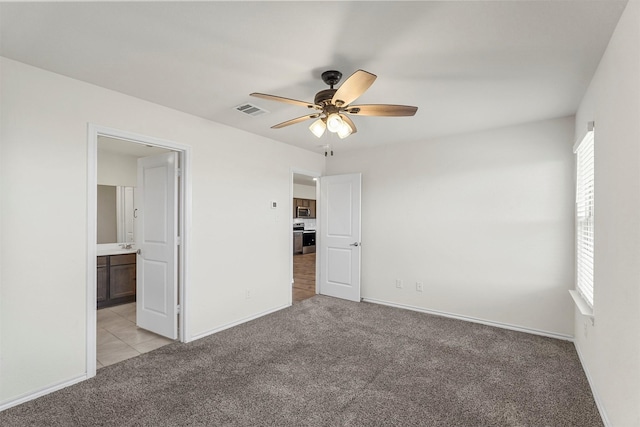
[293,252,315,303]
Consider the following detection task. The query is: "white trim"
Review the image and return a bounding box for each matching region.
[289,171,294,307]
[569,290,595,321]
[314,176,320,297]
[573,121,595,152]
[91,124,192,151]
[86,125,98,378]
[179,139,193,342]
[574,343,611,427]
[189,303,290,341]
[574,129,595,307]
[362,297,574,341]
[290,167,321,302]
[0,375,87,412]
[87,124,192,365]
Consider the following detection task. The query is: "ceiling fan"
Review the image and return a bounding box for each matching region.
[250,70,418,139]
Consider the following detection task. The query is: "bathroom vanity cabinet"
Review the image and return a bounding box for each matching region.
[97,253,136,308]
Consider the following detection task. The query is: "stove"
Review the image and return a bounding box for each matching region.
[293,222,316,254]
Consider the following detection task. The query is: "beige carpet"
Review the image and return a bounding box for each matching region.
[0,295,602,426]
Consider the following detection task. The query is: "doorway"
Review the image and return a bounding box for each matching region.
[292,171,320,303]
[87,124,191,378]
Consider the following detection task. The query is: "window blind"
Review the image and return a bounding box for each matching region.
[574,129,595,307]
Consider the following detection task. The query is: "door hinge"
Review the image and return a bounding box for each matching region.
[176,168,182,177]
[176,236,182,246]
[176,305,181,314]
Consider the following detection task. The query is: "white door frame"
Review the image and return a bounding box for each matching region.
[87,124,192,378]
[290,168,321,305]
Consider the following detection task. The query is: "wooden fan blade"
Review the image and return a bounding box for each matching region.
[339,114,357,135]
[344,104,418,117]
[271,114,321,129]
[250,93,318,109]
[331,70,377,107]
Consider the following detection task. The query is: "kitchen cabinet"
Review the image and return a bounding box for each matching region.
[293,198,317,218]
[97,253,136,309]
[309,200,316,218]
[293,232,303,254]
[97,256,108,304]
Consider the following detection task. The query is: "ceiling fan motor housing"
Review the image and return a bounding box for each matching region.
[321,70,342,88]
[314,89,337,106]
[250,68,418,136]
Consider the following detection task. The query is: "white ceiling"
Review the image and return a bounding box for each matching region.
[293,174,317,187]
[0,1,627,155]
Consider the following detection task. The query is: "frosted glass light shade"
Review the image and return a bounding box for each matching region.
[337,122,353,139]
[309,119,326,138]
[326,113,343,133]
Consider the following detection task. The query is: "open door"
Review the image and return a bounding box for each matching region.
[135,152,178,339]
[319,173,362,302]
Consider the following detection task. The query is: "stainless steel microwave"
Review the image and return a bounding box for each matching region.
[297,206,311,218]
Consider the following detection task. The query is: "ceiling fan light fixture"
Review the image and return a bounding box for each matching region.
[250,69,418,141]
[337,122,353,139]
[326,113,344,133]
[309,118,326,138]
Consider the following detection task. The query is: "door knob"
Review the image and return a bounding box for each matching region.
[137,249,142,255]
[349,242,360,247]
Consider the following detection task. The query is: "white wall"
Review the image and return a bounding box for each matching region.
[573,1,640,425]
[327,116,576,337]
[293,183,316,200]
[0,58,324,405]
[97,148,137,187]
[0,54,4,400]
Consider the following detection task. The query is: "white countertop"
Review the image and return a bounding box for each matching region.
[97,244,137,256]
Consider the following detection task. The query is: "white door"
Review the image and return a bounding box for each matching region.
[319,173,362,302]
[135,152,178,339]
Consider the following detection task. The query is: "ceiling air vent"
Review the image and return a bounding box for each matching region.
[235,103,268,117]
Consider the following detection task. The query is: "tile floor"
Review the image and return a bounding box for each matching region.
[98,253,314,369]
[97,302,173,369]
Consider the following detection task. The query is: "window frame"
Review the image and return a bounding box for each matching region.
[573,123,595,310]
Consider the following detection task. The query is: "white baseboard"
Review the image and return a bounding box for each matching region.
[362,297,574,341]
[573,343,611,427]
[188,303,290,342]
[1,304,290,412]
[0,374,87,412]
[0,300,574,414]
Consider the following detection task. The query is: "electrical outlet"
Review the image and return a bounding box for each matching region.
[395,279,403,289]
[416,282,423,292]
[245,289,251,299]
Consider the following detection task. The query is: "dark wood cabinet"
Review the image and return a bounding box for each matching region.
[293,198,317,218]
[309,200,316,218]
[97,253,136,309]
[97,256,108,303]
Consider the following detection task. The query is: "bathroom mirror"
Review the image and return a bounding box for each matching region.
[97,185,135,244]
